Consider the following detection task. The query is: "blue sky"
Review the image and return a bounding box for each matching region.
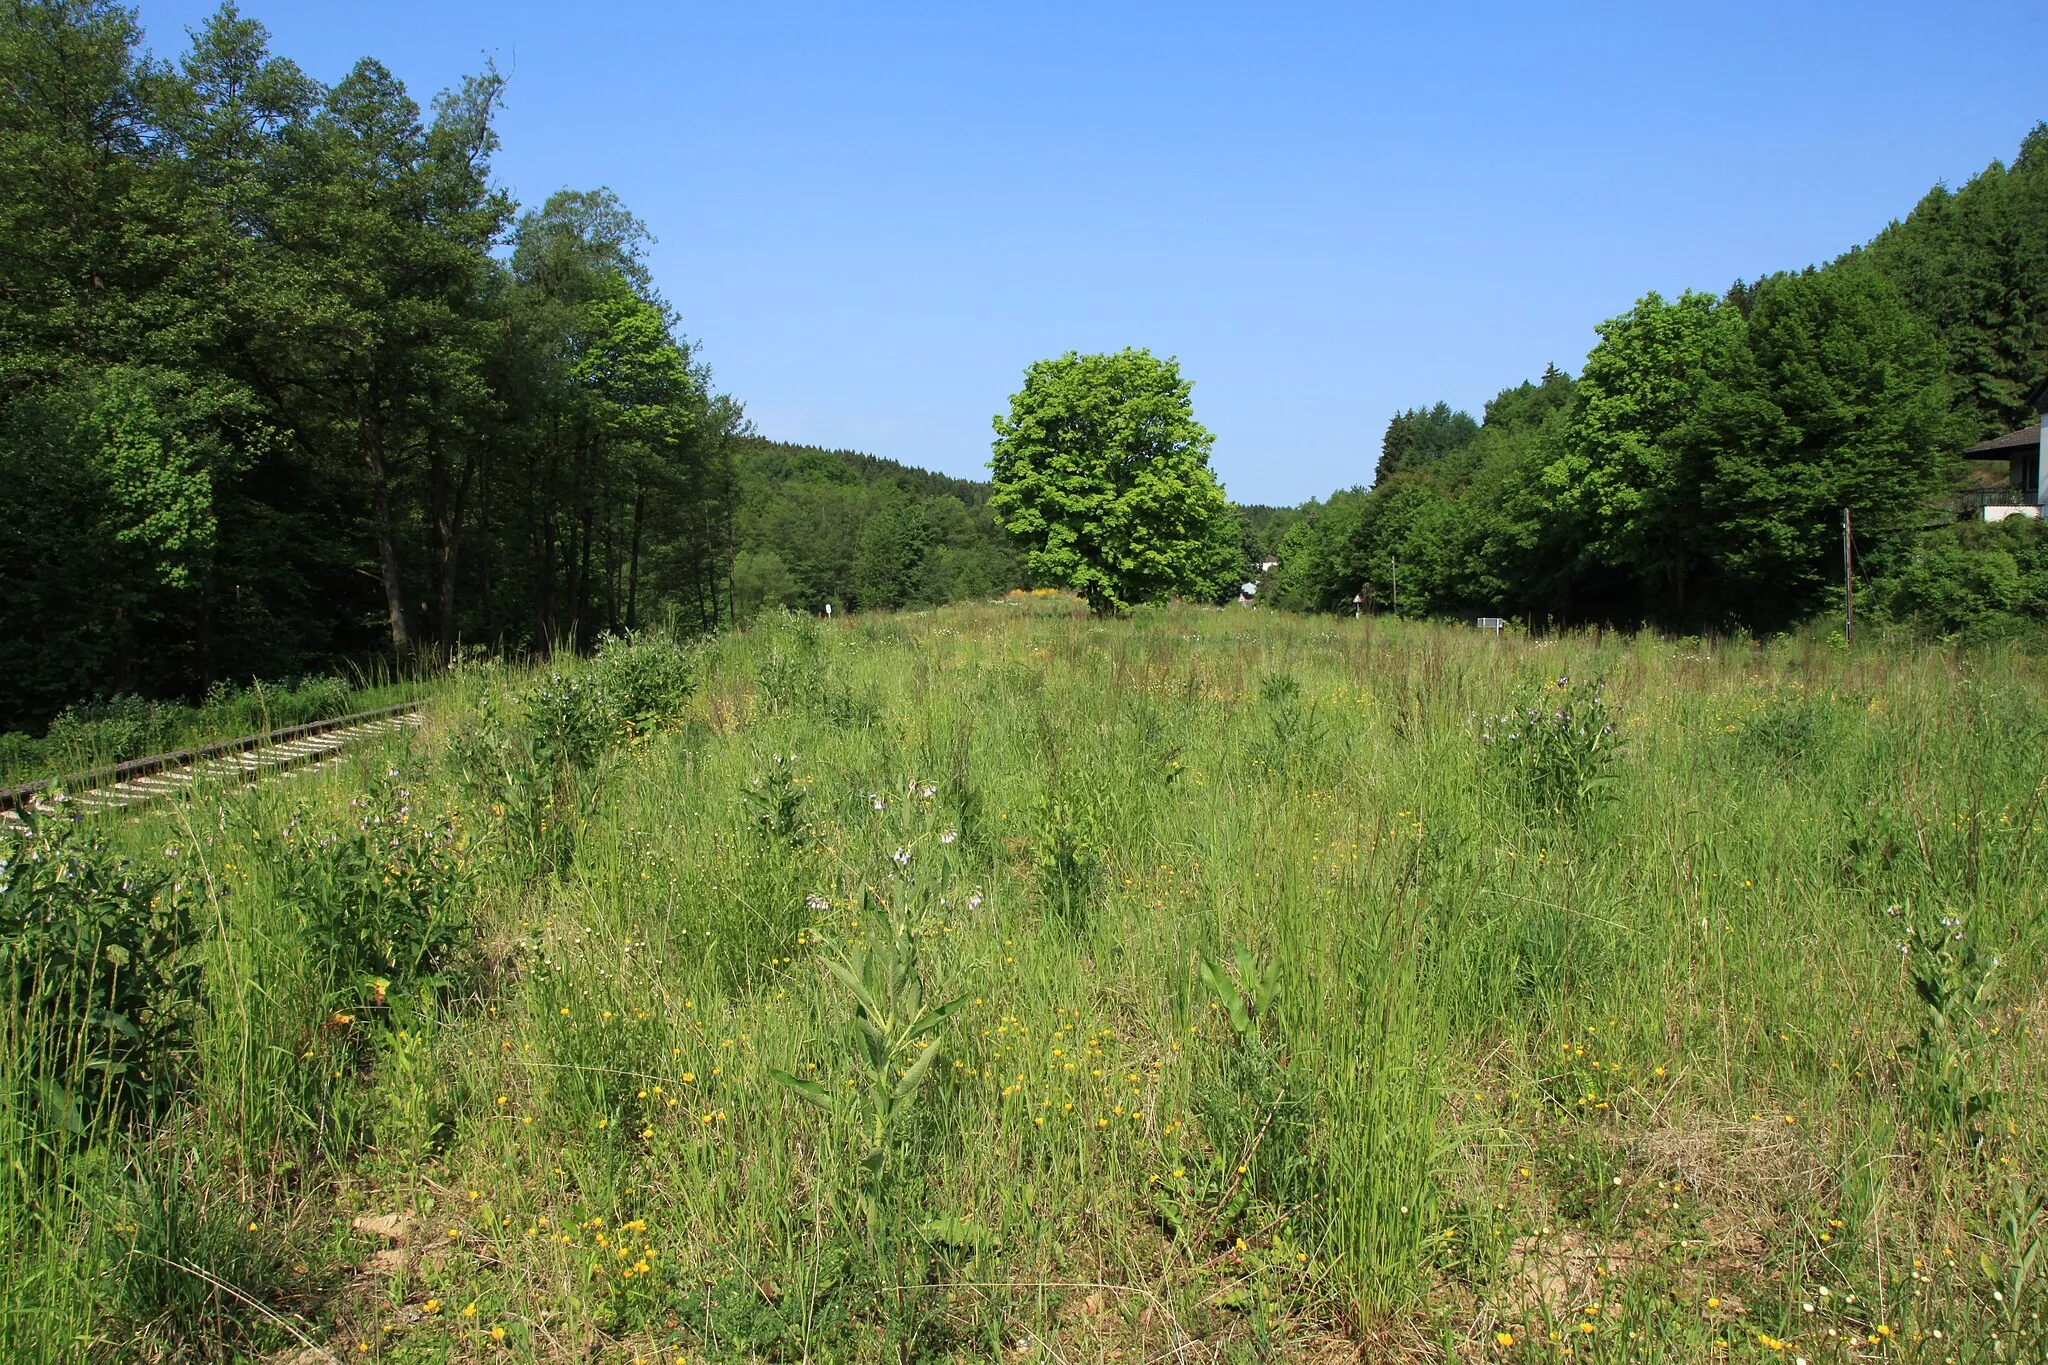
[140,2,2048,505]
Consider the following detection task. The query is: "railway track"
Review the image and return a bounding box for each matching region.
[1,702,424,830]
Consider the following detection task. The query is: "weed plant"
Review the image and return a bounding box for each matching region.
[0,604,2041,1362]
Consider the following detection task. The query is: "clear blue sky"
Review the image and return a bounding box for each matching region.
[139,2,2048,505]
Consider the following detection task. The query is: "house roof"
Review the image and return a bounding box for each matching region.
[1964,424,2042,457]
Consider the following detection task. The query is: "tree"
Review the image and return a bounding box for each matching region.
[1541,291,1740,624]
[1687,266,1955,630]
[988,349,1236,615]
[1374,402,1478,485]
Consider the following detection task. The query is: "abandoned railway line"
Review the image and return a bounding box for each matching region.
[0,702,424,830]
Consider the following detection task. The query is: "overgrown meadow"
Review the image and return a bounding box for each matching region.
[2,601,2045,1363]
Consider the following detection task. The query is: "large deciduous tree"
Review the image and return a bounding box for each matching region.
[988,349,1237,615]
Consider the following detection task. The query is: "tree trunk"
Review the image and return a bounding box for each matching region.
[362,422,411,651]
[435,449,476,658]
[572,502,594,650]
[626,481,645,631]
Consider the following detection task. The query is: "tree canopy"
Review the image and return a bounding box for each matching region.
[0,1,1024,735]
[989,349,1238,615]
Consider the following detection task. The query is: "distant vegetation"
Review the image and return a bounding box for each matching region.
[6,0,2045,756]
[731,437,1022,619]
[1273,124,2048,641]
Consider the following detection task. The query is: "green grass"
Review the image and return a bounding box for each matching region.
[0,674,421,787]
[1,602,2044,1363]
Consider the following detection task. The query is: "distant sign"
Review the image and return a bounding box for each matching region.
[1477,616,1505,633]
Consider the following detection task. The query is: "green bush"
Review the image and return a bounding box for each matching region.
[1480,673,1622,818]
[586,630,698,740]
[264,768,474,1009]
[0,814,203,1120]
[1866,517,2048,642]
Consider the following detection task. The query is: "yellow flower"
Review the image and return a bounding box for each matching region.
[490,1326,506,1341]
[1496,1332,1514,1347]
[461,1302,478,1318]
[423,1299,441,1314]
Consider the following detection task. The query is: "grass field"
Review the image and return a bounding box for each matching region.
[2,600,2044,1363]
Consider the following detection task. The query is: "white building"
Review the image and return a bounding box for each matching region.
[1962,376,2048,520]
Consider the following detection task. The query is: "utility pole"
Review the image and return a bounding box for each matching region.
[1390,553,1399,616]
[1842,508,1854,644]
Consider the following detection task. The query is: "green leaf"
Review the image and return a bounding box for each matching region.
[920,1214,993,1252]
[891,1039,944,1100]
[768,1069,832,1112]
[905,994,965,1041]
[821,955,884,1019]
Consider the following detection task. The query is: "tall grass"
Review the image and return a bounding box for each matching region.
[0,608,2043,1361]
[0,673,420,786]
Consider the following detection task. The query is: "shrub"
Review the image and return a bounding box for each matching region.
[0,813,203,1120]
[754,609,877,725]
[586,631,698,740]
[1865,517,2048,643]
[1481,673,1621,818]
[1254,671,1328,783]
[265,768,473,1009]
[1737,684,1841,771]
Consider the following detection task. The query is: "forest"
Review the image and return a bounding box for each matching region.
[0,3,1026,738]
[1267,123,2048,641]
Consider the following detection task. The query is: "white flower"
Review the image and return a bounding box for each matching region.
[939,829,957,845]
[967,890,983,911]
[891,847,912,868]
[804,893,829,912]
[870,794,885,811]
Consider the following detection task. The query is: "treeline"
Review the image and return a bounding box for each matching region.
[731,438,1022,616]
[1274,123,2048,638]
[0,2,745,733]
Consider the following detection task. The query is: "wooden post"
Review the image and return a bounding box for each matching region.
[1390,553,1399,616]
[1842,508,1855,643]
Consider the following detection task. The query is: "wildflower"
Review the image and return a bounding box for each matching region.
[461,1302,478,1318]
[1496,1332,1515,1347]
[423,1299,442,1313]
